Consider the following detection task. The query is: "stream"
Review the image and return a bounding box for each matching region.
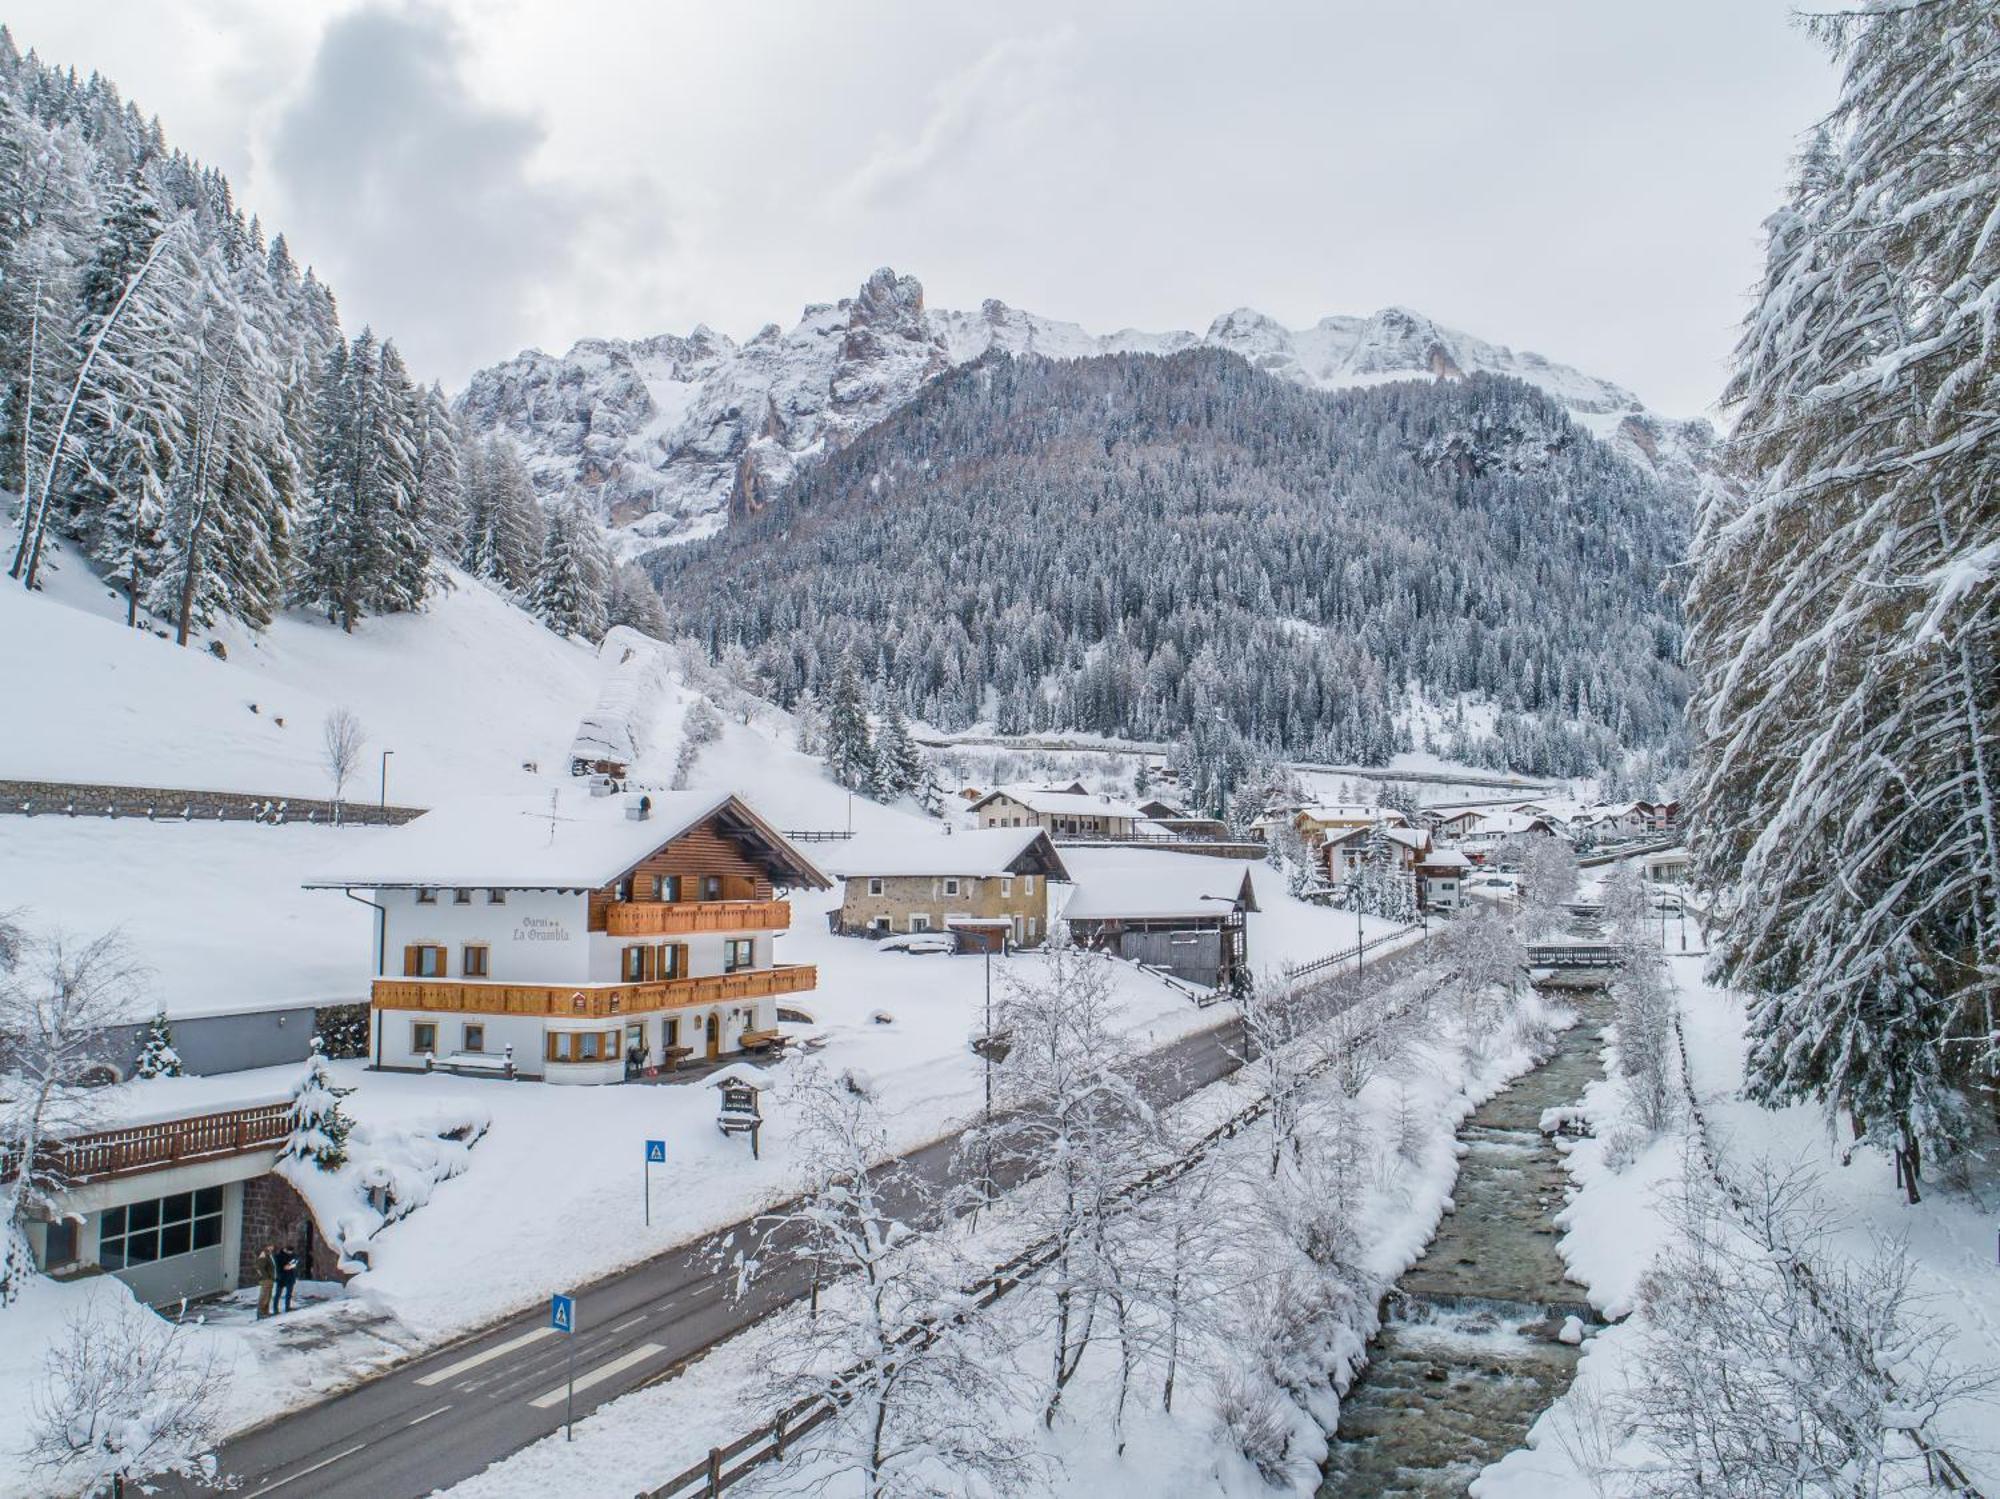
[1318,998,1608,1496]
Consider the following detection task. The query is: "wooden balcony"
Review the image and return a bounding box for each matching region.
[604,898,791,938]
[4,1102,293,1187]
[371,963,818,1019]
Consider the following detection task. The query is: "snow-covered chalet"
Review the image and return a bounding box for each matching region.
[307,789,830,1083]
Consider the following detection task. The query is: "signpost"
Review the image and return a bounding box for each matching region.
[550,1293,577,1440]
[644,1138,665,1225]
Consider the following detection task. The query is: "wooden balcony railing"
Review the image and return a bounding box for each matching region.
[605,898,791,938]
[372,963,818,1019]
[3,1102,293,1186]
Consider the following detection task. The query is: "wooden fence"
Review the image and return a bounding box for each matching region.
[1281,923,1422,982]
[5,1102,293,1186]
[636,943,1437,1498]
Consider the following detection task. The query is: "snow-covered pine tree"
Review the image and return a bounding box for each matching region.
[873,696,923,799]
[529,495,608,639]
[284,1035,352,1172]
[412,381,464,558]
[821,654,876,792]
[134,1011,181,1079]
[1687,0,2000,1166]
[605,562,669,639]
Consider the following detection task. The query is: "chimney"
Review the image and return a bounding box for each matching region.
[627,794,653,822]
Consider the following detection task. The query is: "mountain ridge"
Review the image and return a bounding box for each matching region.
[455,268,1713,553]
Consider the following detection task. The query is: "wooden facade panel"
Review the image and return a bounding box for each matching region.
[605,898,791,937]
[372,963,818,1018]
[587,817,778,931]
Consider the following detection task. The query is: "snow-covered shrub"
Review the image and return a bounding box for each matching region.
[28,1293,228,1496]
[284,1103,491,1268]
[1215,1370,1293,1485]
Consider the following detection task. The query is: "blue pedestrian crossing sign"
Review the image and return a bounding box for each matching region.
[550,1293,575,1334]
[645,1139,666,1164]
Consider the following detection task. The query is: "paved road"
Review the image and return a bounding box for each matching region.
[205,1013,1251,1499]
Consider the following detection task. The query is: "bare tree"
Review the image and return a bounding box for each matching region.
[981,940,1157,1428]
[320,707,365,825]
[1627,1163,1995,1497]
[1511,834,1581,934]
[738,1061,1034,1497]
[29,1296,231,1497]
[0,922,141,1301]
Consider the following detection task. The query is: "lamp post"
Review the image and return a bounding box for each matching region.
[379,749,394,814]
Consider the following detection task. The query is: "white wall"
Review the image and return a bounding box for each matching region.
[380,887,590,983]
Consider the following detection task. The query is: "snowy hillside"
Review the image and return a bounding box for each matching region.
[457,269,1713,550]
[0,543,599,804]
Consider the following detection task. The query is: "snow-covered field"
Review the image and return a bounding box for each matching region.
[0,541,599,803]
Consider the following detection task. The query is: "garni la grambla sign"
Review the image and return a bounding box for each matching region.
[514,916,572,943]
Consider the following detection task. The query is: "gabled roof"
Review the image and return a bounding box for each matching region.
[824,827,1070,882]
[1060,850,1260,921]
[304,789,831,891]
[969,784,1142,819]
[1418,848,1471,870]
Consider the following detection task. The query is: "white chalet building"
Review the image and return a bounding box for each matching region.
[308,789,830,1083]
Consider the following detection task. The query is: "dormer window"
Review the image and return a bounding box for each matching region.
[416,888,437,905]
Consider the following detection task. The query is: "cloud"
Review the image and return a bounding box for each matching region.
[268,2,600,380]
[840,27,1076,209]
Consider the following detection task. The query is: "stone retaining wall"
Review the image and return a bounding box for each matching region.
[0,777,426,826]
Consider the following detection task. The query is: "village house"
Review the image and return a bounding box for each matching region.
[1321,822,1432,882]
[1423,807,1488,842]
[1577,801,1658,839]
[1060,849,1258,991]
[1414,847,1471,911]
[1644,846,1692,884]
[15,1096,339,1307]
[968,783,1144,840]
[1291,802,1409,847]
[307,789,829,1083]
[825,827,1071,950]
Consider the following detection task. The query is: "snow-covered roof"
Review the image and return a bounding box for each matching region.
[709,1062,773,1090]
[1382,826,1430,851]
[824,827,1069,881]
[1419,848,1471,869]
[304,788,831,891]
[1476,811,1564,838]
[970,784,1143,819]
[1060,850,1260,921]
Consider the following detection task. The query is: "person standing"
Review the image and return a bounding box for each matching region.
[275,1243,300,1314]
[254,1243,277,1319]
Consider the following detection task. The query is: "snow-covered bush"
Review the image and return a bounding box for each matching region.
[284,1102,491,1269]
[28,1293,228,1496]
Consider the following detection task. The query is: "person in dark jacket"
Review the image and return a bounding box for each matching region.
[275,1245,300,1313]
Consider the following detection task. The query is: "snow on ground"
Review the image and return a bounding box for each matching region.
[0,542,599,803]
[0,819,377,1018]
[439,966,1567,1499]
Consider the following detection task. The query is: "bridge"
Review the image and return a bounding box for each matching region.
[1525,942,1625,988]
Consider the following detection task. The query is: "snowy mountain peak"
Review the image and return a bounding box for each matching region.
[455,270,1710,552]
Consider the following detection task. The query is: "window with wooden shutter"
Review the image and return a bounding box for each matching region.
[463,945,489,978]
[404,945,422,977]
[622,946,645,982]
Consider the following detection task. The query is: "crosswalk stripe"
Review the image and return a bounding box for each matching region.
[529,1343,666,1409]
[415,1325,559,1387]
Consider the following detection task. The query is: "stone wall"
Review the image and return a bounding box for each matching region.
[0,777,425,826]
[239,1172,348,1285]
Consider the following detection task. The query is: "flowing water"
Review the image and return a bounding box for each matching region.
[1318,1000,1609,1497]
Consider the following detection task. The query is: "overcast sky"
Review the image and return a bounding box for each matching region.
[12,2,1835,416]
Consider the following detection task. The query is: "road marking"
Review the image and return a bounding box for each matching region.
[247,1442,366,1495]
[609,1313,648,1333]
[529,1343,666,1409]
[415,1326,559,1386]
[407,1404,451,1426]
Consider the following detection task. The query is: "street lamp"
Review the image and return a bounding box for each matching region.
[379,749,394,814]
